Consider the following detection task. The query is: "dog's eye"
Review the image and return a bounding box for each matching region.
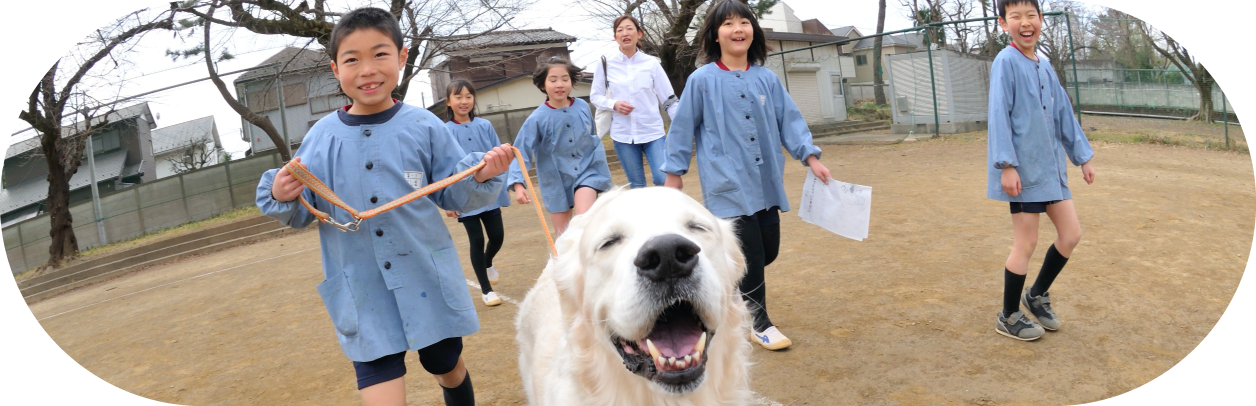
[597,234,623,251]
[686,221,709,233]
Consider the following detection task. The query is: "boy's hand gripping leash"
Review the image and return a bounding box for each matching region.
[283,146,556,255]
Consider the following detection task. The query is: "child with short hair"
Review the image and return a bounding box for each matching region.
[443,79,511,307]
[508,57,613,236]
[661,0,831,351]
[988,0,1096,341]
[256,7,515,405]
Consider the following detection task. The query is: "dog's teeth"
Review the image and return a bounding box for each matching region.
[656,355,666,367]
[677,359,688,369]
[695,332,707,355]
[646,339,661,360]
[668,356,676,366]
[684,354,692,363]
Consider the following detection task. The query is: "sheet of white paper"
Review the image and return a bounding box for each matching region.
[798,173,872,241]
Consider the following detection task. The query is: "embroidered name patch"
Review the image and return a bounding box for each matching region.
[404,171,426,189]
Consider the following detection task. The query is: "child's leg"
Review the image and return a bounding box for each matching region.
[417,338,474,406]
[733,214,773,332]
[1004,212,1039,316]
[360,378,406,406]
[1034,200,1082,296]
[461,215,493,294]
[551,211,572,236]
[482,209,505,267]
[572,186,599,215]
[354,352,408,406]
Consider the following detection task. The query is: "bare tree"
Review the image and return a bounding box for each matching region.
[1140,25,1216,122]
[900,0,948,48]
[873,0,887,105]
[16,9,173,268]
[168,141,223,174]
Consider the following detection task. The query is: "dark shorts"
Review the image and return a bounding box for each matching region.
[456,208,501,223]
[1009,200,1062,214]
[733,206,781,225]
[352,337,462,390]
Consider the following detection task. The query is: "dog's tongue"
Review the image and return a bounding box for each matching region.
[645,316,703,358]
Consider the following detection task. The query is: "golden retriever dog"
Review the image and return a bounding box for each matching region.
[516,187,753,406]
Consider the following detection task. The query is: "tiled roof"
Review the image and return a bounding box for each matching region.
[0,150,128,214]
[434,28,576,52]
[235,47,331,83]
[6,103,154,159]
[152,116,218,155]
[854,33,925,50]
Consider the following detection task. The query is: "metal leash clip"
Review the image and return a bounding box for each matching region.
[324,216,363,232]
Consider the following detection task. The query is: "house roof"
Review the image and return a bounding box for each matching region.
[6,102,155,159]
[151,116,219,156]
[854,33,925,51]
[764,31,846,45]
[434,28,576,52]
[235,47,331,84]
[0,150,128,214]
[831,26,860,38]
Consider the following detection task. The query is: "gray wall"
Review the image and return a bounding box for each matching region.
[4,150,283,273]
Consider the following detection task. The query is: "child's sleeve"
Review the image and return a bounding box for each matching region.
[988,57,1019,169]
[507,116,537,188]
[255,166,317,229]
[590,58,616,112]
[771,77,823,165]
[660,76,703,176]
[1053,79,1094,166]
[427,122,501,212]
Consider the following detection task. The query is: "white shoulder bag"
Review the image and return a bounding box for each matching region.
[595,56,614,138]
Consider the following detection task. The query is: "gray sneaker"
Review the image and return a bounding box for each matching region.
[996,310,1045,341]
[1022,289,1060,331]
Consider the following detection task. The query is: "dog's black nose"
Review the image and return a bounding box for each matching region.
[634,234,701,282]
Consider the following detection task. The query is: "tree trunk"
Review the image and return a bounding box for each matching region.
[42,139,78,268]
[873,0,887,105]
[1193,72,1214,122]
[204,4,291,161]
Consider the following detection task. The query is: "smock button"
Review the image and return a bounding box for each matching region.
[384,262,391,269]
[366,162,373,170]
[745,115,750,120]
[376,229,383,237]
[755,157,760,162]
[370,196,378,203]
[741,94,746,98]
[364,130,371,136]
[751,137,756,141]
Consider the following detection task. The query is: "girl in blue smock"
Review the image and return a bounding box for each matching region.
[660,0,832,351]
[508,57,613,236]
[442,80,512,307]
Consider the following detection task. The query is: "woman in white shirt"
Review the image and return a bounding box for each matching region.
[591,15,680,189]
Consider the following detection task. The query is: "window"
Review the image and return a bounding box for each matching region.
[247,88,279,113]
[856,54,868,66]
[85,130,120,155]
[283,83,308,107]
[310,94,350,114]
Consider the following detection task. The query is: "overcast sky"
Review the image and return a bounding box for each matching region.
[6,0,918,158]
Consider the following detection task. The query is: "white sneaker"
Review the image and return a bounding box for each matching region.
[751,326,792,350]
[482,291,502,307]
[487,265,500,285]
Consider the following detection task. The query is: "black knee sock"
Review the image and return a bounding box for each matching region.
[441,371,474,406]
[1004,269,1026,317]
[1031,245,1069,296]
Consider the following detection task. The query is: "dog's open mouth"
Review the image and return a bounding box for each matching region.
[612,300,711,393]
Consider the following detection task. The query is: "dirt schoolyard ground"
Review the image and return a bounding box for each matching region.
[24,118,1254,405]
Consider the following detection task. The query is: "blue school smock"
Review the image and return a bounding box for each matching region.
[659,62,823,219]
[506,97,613,213]
[255,102,503,363]
[445,117,511,218]
[988,45,1094,202]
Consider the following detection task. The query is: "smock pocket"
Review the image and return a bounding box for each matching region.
[316,271,360,337]
[432,247,475,311]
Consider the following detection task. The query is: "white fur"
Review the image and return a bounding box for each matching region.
[516,187,753,406]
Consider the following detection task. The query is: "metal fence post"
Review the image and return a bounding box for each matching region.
[924,28,940,138]
[1065,12,1082,125]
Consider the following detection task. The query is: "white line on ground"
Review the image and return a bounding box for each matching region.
[36,247,320,322]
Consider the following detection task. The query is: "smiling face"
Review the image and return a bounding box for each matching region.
[449,87,475,122]
[544,65,572,103]
[999,2,1043,57]
[716,15,754,61]
[330,28,407,115]
[615,18,644,51]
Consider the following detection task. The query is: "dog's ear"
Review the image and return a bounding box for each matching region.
[550,209,591,315]
[718,217,747,284]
